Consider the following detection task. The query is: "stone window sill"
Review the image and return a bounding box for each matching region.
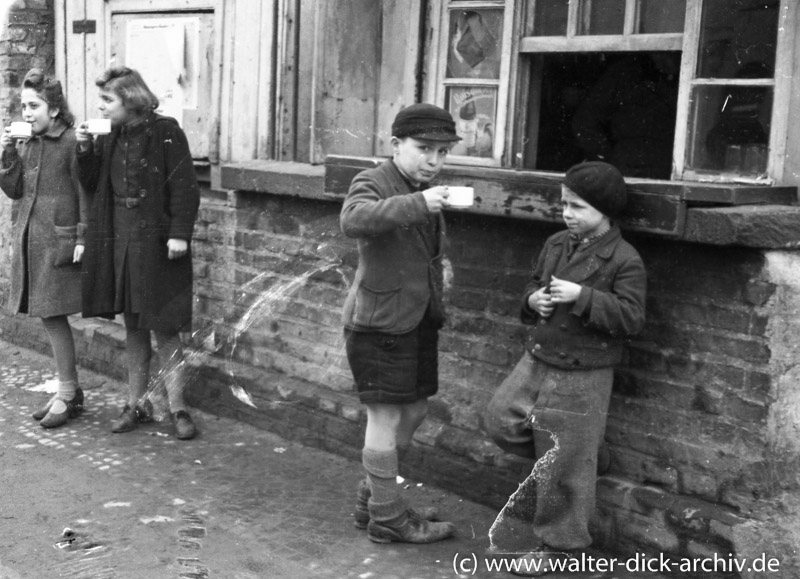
[220,158,800,249]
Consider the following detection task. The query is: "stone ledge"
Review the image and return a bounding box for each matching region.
[220,158,800,248]
[684,205,800,248]
[220,160,327,200]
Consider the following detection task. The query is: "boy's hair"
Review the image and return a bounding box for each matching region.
[22,69,74,127]
[95,66,159,114]
[564,161,627,218]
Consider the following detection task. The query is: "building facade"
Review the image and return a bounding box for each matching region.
[2,1,800,575]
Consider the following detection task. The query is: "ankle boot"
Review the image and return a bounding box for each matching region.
[366,497,455,544]
[111,400,153,433]
[353,479,440,529]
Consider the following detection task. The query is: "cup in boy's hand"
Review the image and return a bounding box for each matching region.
[446,186,474,207]
[9,122,32,139]
[86,118,111,135]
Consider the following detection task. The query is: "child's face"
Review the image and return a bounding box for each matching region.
[560,185,610,238]
[20,88,57,135]
[97,88,129,127]
[391,136,453,186]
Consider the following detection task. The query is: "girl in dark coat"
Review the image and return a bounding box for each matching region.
[76,67,200,440]
[0,69,88,429]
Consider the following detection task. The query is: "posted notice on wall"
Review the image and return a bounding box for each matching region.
[125,17,200,123]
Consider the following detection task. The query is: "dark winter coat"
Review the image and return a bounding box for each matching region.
[77,113,199,332]
[340,159,446,334]
[521,226,646,369]
[0,121,88,317]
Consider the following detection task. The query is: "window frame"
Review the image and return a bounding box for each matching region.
[676,0,794,185]
[428,0,517,167]
[429,0,796,185]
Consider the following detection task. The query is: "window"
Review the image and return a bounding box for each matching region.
[432,0,791,183]
[681,0,779,182]
[432,1,516,167]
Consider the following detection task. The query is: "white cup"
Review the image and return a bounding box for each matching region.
[9,121,32,139]
[447,186,474,207]
[86,118,111,135]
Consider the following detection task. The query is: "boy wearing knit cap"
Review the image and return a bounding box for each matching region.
[340,103,461,544]
[485,161,646,575]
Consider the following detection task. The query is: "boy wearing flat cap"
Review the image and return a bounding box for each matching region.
[340,103,461,544]
[485,161,646,575]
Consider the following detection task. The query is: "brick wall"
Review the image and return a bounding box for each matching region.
[3,183,797,575]
[184,189,799,576]
[0,0,54,122]
[2,184,798,577]
[2,2,799,575]
[0,0,55,303]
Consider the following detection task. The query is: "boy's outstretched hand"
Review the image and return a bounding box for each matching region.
[549,276,582,304]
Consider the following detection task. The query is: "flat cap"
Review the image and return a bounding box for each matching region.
[392,103,461,142]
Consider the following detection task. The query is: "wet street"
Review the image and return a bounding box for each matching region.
[0,341,666,579]
[0,341,505,579]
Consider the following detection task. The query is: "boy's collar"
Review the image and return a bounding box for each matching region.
[390,159,424,191]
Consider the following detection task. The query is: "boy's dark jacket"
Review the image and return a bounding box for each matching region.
[521,226,646,369]
[77,113,199,332]
[340,159,445,334]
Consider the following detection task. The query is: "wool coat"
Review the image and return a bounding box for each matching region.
[520,226,646,368]
[340,159,446,334]
[77,113,199,332]
[0,121,88,318]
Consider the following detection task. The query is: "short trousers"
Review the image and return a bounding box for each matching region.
[344,314,439,405]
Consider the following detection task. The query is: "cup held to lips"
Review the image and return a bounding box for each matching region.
[86,118,111,135]
[447,186,474,207]
[9,122,31,139]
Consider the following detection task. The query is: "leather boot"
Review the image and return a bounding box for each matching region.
[172,410,197,440]
[111,400,153,433]
[366,497,455,544]
[353,479,439,529]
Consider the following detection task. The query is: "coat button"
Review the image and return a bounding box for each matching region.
[601,342,608,348]
[140,158,148,167]
[560,324,568,331]
[139,220,147,228]
[540,320,547,326]
[534,344,541,351]
[558,352,567,358]
[139,189,147,198]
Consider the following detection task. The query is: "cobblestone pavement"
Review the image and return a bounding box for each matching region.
[0,342,659,579]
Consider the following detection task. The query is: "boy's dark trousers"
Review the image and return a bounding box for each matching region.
[485,351,613,550]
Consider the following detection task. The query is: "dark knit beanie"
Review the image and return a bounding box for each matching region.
[392,103,461,142]
[563,161,627,218]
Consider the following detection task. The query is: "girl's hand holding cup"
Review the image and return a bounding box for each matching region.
[75,122,93,152]
[1,127,14,150]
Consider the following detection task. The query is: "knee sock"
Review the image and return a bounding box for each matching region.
[154,331,186,413]
[124,315,151,407]
[41,316,78,397]
[362,448,400,504]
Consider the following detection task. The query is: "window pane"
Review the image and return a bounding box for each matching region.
[686,84,772,176]
[696,0,778,79]
[447,9,504,79]
[637,0,686,34]
[525,52,680,178]
[530,0,569,36]
[577,0,626,36]
[446,86,497,158]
